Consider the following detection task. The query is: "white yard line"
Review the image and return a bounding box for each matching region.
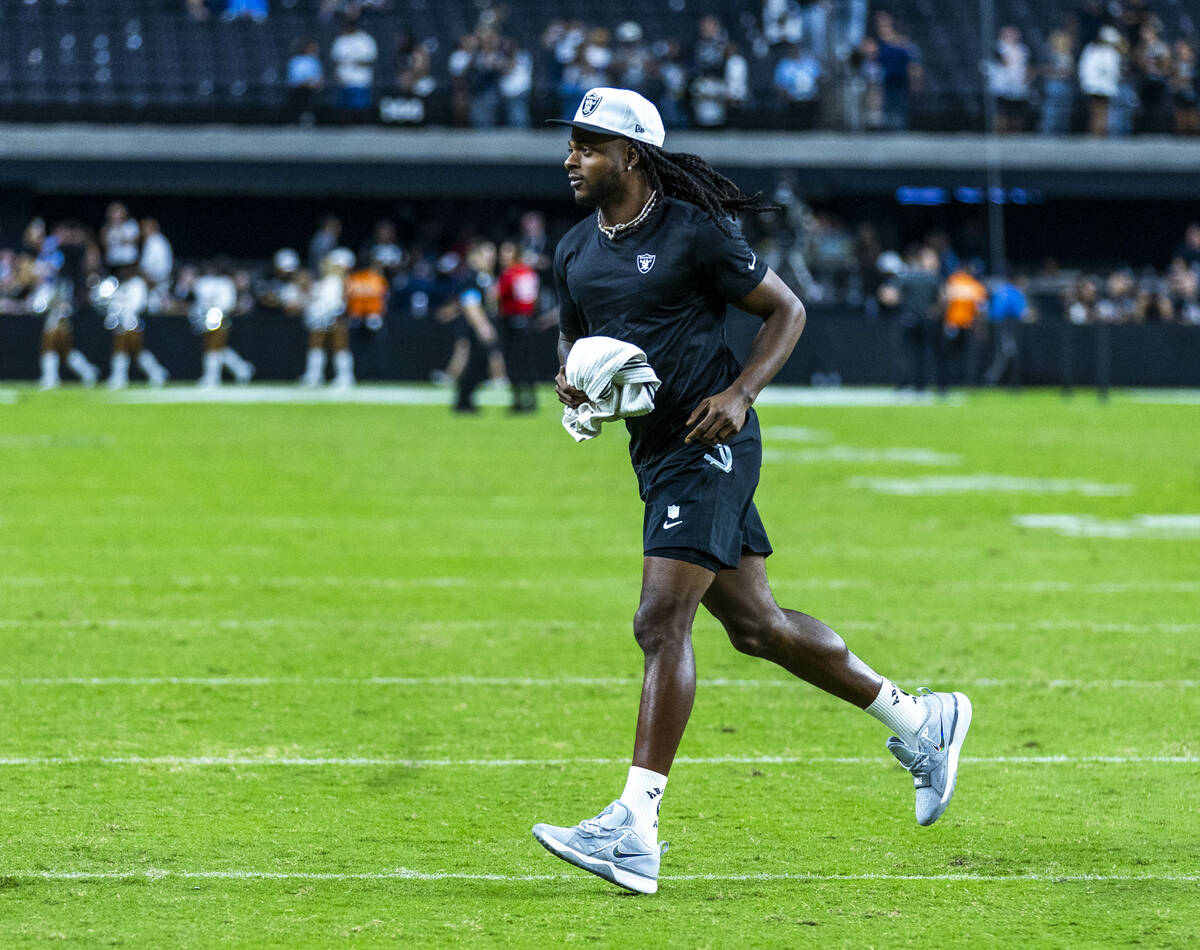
[3,617,1196,635]
[1014,514,1200,539]
[1127,389,1200,405]
[851,475,1133,496]
[0,676,1197,689]
[106,385,968,408]
[1,575,1197,593]
[0,755,1194,767]
[6,868,1195,883]
[764,447,962,465]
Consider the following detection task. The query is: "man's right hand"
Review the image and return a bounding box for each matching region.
[555,367,587,408]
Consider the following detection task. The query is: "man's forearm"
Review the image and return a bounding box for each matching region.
[731,303,806,403]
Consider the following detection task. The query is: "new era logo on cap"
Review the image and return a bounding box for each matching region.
[547,87,666,147]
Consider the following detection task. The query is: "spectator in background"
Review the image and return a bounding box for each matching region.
[844,37,883,131]
[518,210,549,272]
[940,260,987,388]
[499,37,533,128]
[287,37,324,123]
[467,29,506,128]
[308,215,342,271]
[185,0,210,23]
[362,219,407,279]
[796,0,828,59]
[330,11,377,112]
[1170,39,1199,135]
[1064,274,1102,323]
[448,33,478,126]
[773,41,822,129]
[394,37,437,104]
[1166,257,1200,323]
[1079,26,1122,136]
[832,0,869,61]
[611,21,650,89]
[254,248,305,314]
[101,202,140,270]
[1039,29,1076,135]
[344,253,389,379]
[222,0,268,23]
[724,42,750,121]
[989,26,1032,133]
[874,12,921,131]
[138,218,173,297]
[694,16,729,78]
[894,244,942,390]
[496,240,540,413]
[1135,19,1172,134]
[1174,222,1200,269]
[983,272,1027,387]
[691,18,736,129]
[656,40,690,129]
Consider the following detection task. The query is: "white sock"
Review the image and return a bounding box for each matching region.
[619,766,667,842]
[201,351,222,386]
[108,351,130,388]
[865,677,928,744]
[222,349,253,382]
[333,349,354,386]
[137,350,167,385]
[40,351,60,386]
[302,348,326,384]
[67,349,98,385]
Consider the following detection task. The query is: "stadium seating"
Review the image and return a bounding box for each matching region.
[0,1,1195,128]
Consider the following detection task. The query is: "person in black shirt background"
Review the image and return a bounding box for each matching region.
[531,88,973,895]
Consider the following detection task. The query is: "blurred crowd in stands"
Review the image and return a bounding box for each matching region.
[166,0,1200,134]
[253,0,1198,134]
[987,5,1199,136]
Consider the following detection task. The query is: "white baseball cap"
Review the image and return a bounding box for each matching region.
[547,87,666,147]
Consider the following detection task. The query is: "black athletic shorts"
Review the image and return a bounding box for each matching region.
[638,409,773,573]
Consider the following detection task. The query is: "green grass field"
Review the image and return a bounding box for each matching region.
[1,384,1197,948]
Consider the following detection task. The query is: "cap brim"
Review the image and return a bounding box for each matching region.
[545,118,627,139]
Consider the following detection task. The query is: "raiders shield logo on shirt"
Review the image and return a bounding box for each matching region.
[581,91,602,116]
[637,254,656,274]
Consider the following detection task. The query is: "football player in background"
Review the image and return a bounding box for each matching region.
[300,247,355,388]
[28,219,99,389]
[254,248,306,316]
[190,259,254,387]
[93,264,169,389]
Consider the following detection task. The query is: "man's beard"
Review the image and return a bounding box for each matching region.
[574,168,623,209]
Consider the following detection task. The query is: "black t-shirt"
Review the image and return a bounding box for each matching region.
[555,196,768,470]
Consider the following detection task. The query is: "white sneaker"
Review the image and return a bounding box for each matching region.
[532,800,667,894]
[887,689,973,826]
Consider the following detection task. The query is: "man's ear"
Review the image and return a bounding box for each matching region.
[626,145,639,170]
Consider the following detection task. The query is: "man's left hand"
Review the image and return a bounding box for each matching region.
[684,387,751,446]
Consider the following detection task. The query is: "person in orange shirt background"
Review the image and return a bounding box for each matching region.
[940,259,988,391]
[344,255,390,381]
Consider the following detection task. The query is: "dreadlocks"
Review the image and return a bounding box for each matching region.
[632,143,779,236]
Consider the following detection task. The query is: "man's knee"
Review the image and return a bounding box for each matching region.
[723,612,788,658]
[632,597,694,654]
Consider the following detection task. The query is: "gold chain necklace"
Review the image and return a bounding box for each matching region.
[597,191,660,240]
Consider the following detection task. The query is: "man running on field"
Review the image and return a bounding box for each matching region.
[531,88,973,895]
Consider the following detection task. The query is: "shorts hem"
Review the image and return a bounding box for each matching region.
[644,546,724,574]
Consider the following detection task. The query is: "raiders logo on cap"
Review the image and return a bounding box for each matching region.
[581,91,602,116]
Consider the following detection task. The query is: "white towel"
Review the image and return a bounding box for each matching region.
[562,336,661,442]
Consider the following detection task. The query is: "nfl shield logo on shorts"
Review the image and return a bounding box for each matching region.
[637,254,656,274]
[581,91,602,116]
